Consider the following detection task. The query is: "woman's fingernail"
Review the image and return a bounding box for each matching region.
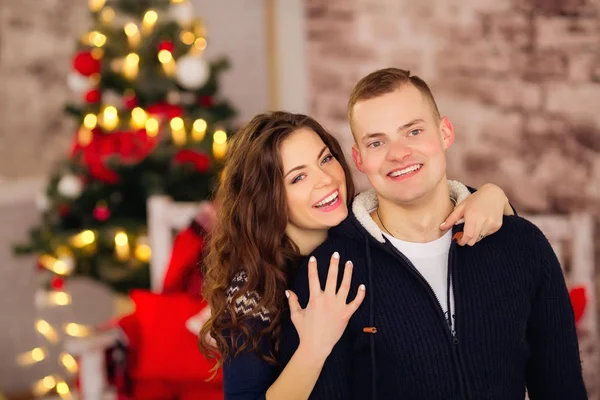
[346,261,353,267]
[309,256,316,262]
[359,284,366,291]
[439,222,446,227]
[285,290,290,298]
[333,251,340,259]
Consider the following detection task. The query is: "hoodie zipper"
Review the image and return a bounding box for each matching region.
[379,237,468,400]
[448,241,470,400]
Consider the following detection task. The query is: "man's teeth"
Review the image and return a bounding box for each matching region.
[389,164,422,177]
[315,191,339,208]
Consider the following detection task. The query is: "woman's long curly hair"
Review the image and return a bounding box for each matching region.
[199,111,355,367]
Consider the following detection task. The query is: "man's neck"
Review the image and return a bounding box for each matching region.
[373,181,454,243]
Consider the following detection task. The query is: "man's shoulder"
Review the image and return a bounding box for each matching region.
[496,215,550,246]
[486,215,559,274]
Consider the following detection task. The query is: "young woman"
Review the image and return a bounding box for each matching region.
[200,111,513,400]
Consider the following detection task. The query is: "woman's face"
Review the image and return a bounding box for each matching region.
[280,128,348,235]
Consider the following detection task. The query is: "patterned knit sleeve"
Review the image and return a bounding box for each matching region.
[222,271,277,400]
[226,271,271,324]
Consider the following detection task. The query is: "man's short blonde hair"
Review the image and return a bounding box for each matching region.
[347,68,441,138]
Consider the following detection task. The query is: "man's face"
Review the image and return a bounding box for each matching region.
[351,84,454,206]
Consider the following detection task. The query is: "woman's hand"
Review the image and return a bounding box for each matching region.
[441,183,513,246]
[286,252,366,359]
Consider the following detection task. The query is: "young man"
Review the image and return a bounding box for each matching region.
[278,68,587,399]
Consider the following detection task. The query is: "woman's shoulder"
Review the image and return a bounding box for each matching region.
[227,271,271,323]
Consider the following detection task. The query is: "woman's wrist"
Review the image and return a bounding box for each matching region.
[296,341,331,366]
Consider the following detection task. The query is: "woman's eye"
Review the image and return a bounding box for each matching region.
[291,174,305,184]
[321,154,333,165]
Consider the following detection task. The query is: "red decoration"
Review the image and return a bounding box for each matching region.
[158,40,174,53]
[84,224,219,399]
[199,95,213,108]
[123,93,138,109]
[70,128,159,184]
[162,225,207,295]
[173,150,211,173]
[569,286,587,326]
[147,102,183,121]
[51,276,65,291]
[93,203,111,221]
[85,89,101,104]
[73,51,101,77]
[128,290,222,384]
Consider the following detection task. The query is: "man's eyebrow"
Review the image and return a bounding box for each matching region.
[361,119,426,141]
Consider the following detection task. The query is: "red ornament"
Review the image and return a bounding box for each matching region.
[158,40,175,53]
[123,93,138,109]
[70,127,159,184]
[58,204,71,217]
[173,149,211,173]
[85,89,101,104]
[93,203,111,221]
[73,51,101,77]
[51,276,65,291]
[199,95,214,108]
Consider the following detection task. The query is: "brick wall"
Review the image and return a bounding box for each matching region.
[305,0,600,396]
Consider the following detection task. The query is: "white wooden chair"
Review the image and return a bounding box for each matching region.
[147,195,203,292]
[61,195,202,400]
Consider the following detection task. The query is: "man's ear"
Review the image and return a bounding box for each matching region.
[439,117,455,150]
[352,144,365,173]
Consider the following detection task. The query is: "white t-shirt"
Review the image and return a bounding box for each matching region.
[383,229,456,334]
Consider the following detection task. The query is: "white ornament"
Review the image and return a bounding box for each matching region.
[67,71,94,93]
[102,90,122,107]
[35,192,51,212]
[169,1,195,25]
[57,174,84,199]
[175,55,209,90]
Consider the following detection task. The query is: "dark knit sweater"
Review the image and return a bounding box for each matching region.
[278,193,587,399]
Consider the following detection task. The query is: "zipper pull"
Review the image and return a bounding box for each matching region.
[452,232,463,242]
[363,326,377,334]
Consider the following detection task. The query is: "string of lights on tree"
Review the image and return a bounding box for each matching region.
[14,0,237,396]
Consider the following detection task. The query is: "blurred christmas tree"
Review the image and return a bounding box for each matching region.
[14,0,236,294]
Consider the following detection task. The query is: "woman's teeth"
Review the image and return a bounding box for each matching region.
[315,191,339,208]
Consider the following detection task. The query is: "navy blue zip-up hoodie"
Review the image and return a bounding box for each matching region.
[278,189,587,400]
